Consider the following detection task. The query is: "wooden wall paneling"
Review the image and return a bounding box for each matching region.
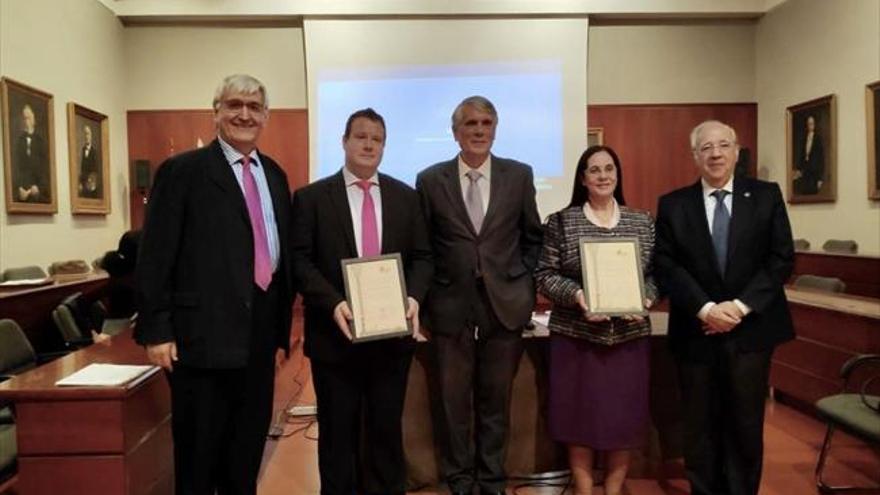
[588,104,757,214]
[126,109,308,229]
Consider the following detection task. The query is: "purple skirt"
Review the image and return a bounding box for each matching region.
[548,332,650,450]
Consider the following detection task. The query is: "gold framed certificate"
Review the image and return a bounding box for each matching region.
[341,253,411,342]
[579,237,647,316]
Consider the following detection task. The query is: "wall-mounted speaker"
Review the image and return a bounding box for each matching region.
[133,159,151,191]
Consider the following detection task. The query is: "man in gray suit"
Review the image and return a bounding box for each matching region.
[416,96,543,495]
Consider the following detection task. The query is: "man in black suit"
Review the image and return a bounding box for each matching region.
[793,115,825,195]
[78,124,101,199]
[416,96,543,495]
[291,108,433,495]
[135,74,293,495]
[655,120,795,495]
[13,104,50,203]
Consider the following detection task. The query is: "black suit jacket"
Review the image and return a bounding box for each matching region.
[655,177,795,360]
[795,133,825,195]
[79,145,101,198]
[416,155,543,334]
[135,139,293,368]
[290,170,433,364]
[13,132,49,203]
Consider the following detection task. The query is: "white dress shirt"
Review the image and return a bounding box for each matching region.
[343,166,383,257]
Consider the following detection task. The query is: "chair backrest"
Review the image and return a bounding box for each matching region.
[793,274,847,293]
[822,239,858,254]
[47,260,90,276]
[793,238,810,251]
[52,292,94,345]
[1,265,47,282]
[0,319,36,377]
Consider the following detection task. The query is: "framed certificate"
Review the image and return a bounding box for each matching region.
[341,253,412,342]
[579,237,647,316]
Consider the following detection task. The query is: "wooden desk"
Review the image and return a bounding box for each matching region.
[792,251,880,298]
[0,331,172,495]
[401,313,682,486]
[0,272,109,352]
[770,287,880,409]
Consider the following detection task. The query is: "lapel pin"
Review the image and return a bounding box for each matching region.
[744,192,751,198]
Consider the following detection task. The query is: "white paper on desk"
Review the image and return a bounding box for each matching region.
[55,364,159,387]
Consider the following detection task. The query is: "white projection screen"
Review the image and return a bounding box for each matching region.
[304,18,588,218]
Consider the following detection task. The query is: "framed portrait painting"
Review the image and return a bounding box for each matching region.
[587,127,604,148]
[786,95,836,204]
[867,81,880,200]
[0,77,57,214]
[67,103,110,214]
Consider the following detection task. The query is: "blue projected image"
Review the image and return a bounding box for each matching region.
[315,65,563,185]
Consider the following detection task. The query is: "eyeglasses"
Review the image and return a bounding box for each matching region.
[696,141,735,155]
[220,99,265,114]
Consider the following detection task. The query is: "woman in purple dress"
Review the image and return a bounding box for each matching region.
[535,145,657,495]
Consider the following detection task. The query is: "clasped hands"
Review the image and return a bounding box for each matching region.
[333,296,427,342]
[575,289,651,322]
[701,301,743,335]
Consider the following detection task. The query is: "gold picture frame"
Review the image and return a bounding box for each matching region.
[579,237,647,316]
[786,94,837,204]
[67,103,110,214]
[1,77,57,214]
[587,126,604,147]
[867,81,880,200]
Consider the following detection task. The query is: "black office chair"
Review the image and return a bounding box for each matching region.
[823,239,858,254]
[0,319,38,481]
[793,274,847,293]
[814,354,880,493]
[0,265,48,282]
[793,238,811,251]
[52,293,96,349]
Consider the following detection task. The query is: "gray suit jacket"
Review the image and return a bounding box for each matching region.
[416,155,543,333]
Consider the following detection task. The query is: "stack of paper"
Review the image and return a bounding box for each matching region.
[55,363,159,387]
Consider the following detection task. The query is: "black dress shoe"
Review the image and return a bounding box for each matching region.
[480,491,505,495]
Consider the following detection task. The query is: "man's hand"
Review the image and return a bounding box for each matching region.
[146,342,178,371]
[333,301,354,341]
[702,302,742,334]
[90,330,112,345]
[407,297,428,342]
[576,289,610,322]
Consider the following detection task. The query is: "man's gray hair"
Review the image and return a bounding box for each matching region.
[689,120,737,150]
[451,95,498,131]
[212,74,269,111]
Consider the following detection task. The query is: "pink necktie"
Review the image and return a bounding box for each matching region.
[356,180,380,257]
[241,156,272,290]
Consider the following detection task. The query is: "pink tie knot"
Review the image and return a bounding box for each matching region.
[356,179,373,192]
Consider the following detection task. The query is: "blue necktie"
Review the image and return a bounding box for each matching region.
[711,189,730,276]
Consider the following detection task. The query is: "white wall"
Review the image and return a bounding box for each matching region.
[0,0,128,271]
[588,23,756,104]
[124,26,307,110]
[756,0,880,254]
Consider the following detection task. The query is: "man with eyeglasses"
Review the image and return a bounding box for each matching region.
[655,120,794,495]
[136,74,294,495]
